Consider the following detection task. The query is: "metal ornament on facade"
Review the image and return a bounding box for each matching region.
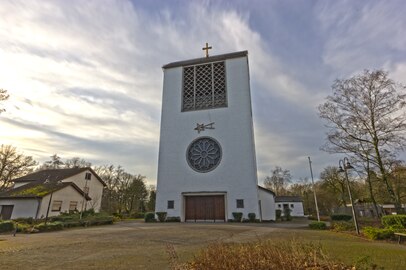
[194,122,215,133]
[186,137,222,173]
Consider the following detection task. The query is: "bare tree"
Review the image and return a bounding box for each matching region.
[0,145,37,191]
[264,166,291,195]
[318,70,406,213]
[64,157,92,168]
[319,166,348,207]
[0,89,9,114]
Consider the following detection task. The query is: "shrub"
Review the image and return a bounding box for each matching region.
[34,222,64,232]
[330,221,355,232]
[381,215,406,228]
[331,214,352,221]
[144,212,156,222]
[86,216,114,226]
[248,213,256,222]
[13,217,34,225]
[0,220,15,232]
[232,212,243,222]
[309,221,327,230]
[16,223,33,233]
[166,216,181,222]
[275,209,282,220]
[156,212,167,222]
[131,212,145,219]
[363,226,394,240]
[283,208,292,221]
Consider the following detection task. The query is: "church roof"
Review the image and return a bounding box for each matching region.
[275,196,303,203]
[162,51,248,69]
[258,185,276,196]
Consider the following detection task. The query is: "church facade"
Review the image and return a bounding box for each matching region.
[155,50,275,222]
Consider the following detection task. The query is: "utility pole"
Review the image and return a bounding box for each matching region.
[308,157,320,222]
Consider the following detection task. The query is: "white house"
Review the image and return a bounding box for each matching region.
[275,196,305,217]
[155,49,275,222]
[0,167,105,220]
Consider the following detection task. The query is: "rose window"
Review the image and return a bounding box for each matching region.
[187,137,222,173]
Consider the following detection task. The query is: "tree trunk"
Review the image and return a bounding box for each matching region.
[373,140,403,213]
[365,157,380,218]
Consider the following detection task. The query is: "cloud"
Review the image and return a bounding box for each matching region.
[316,0,406,75]
[0,0,405,185]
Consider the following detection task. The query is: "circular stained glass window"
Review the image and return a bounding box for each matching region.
[187,137,222,173]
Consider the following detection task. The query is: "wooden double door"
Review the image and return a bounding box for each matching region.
[185,195,225,222]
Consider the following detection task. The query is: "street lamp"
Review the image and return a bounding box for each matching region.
[338,157,360,235]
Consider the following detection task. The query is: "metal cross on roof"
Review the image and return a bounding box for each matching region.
[202,42,212,58]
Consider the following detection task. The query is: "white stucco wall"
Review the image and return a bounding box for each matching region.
[156,55,260,221]
[276,201,304,217]
[0,198,40,219]
[258,189,275,221]
[37,185,86,218]
[61,170,104,212]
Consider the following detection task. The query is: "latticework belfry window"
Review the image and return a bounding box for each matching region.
[182,61,227,111]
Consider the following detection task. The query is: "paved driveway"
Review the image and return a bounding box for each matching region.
[0,221,308,270]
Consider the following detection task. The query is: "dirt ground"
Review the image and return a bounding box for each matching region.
[0,220,405,270]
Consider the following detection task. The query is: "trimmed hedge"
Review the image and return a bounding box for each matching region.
[331,214,352,221]
[166,216,181,222]
[381,215,406,228]
[309,221,327,230]
[144,212,156,222]
[0,221,15,232]
[363,226,394,240]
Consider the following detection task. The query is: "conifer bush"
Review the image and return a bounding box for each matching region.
[156,212,167,222]
[232,212,243,222]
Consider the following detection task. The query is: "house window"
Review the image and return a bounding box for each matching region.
[236,199,244,208]
[51,200,62,212]
[167,200,174,209]
[182,61,227,111]
[85,173,92,180]
[69,201,78,212]
[278,204,281,208]
[290,204,294,208]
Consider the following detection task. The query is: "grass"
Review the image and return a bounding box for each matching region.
[266,230,406,269]
[0,222,405,269]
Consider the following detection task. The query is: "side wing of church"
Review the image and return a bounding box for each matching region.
[155,50,274,222]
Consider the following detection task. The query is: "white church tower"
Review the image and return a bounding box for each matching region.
[156,47,274,222]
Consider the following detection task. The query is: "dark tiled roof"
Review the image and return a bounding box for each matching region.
[0,180,91,200]
[162,51,248,69]
[258,185,276,196]
[275,196,303,203]
[12,167,106,186]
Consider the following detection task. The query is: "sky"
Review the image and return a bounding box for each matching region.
[0,0,405,186]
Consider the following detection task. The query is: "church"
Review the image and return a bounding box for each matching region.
[155,46,275,222]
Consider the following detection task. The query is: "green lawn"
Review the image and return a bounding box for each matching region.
[264,229,406,269]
